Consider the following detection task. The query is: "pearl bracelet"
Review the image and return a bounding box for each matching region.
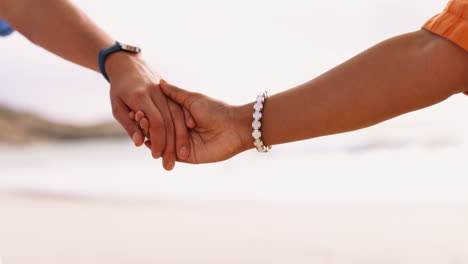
[252,91,272,153]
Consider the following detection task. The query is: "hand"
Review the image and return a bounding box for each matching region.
[146,80,254,164]
[105,52,190,170]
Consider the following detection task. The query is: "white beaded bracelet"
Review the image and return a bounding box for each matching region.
[252,91,272,153]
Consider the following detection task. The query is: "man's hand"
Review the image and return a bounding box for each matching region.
[105,53,190,170]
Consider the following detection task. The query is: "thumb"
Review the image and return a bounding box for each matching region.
[160,79,193,109]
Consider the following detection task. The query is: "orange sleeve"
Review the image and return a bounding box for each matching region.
[423,0,468,51]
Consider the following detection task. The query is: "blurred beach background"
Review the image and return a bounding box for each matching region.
[1,0,468,263]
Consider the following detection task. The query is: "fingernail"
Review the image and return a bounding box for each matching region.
[132,132,139,145]
[179,146,188,158]
[153,152,161,159]
[166,162,175,171]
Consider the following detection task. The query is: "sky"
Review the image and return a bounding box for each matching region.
[0,0,452,124]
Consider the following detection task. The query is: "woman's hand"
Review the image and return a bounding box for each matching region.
[146,80,254,164]
[106,53,190,170]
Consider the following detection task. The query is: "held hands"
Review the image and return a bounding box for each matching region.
[131,80,254,164]
[105,52,193,170]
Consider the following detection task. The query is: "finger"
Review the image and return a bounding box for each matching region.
[159,79,194,110]
[139,117,150,138]
[160,79,196,129]
[129,110,147,144]
[144,107,165,159]
[127,97,166,159]
[134,111,149,138]
[168,100,190,161]
[135,111,145,122]
[182,107,196,128]
[150,88,177,171]
[112,98,145,147]
[129,111,136,120]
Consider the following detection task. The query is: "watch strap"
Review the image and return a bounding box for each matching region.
[98,41,141,82]
[98,41,125,82]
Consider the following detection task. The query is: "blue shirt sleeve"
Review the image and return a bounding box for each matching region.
[0,20,14,37]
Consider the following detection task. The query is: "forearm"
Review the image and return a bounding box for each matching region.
[239,30,468,149]
[0,0,114,72]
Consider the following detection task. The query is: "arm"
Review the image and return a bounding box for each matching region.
[0,0,111,71]
[158,30,468,164]
[248,29,468,147]
[0,0,190,170]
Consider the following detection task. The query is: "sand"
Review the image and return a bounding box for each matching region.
[0,192,467,264]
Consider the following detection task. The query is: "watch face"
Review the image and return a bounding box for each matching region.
[119,42,141,53]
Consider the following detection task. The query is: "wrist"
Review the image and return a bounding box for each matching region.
[104,51,145,82]
[232,102,256,153]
